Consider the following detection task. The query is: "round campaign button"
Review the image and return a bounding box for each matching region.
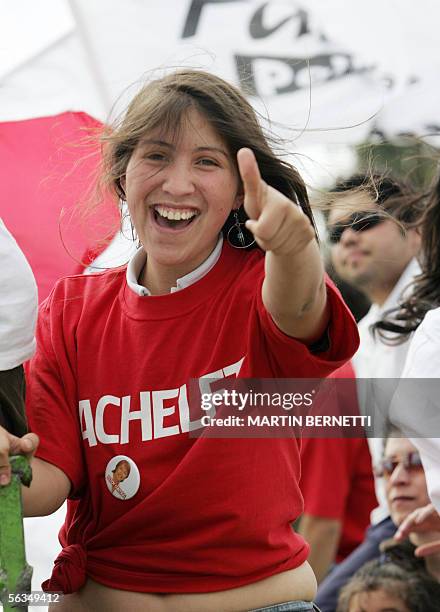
[105,455,140,500]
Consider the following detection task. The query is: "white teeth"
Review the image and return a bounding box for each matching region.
[155,206,197,221]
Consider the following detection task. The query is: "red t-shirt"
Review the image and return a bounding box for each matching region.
[300,363,376,561]
[26,242,359,594]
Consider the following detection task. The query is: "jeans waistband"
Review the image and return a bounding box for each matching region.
[249,601,321,612]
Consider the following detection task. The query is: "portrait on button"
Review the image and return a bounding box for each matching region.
[105,455,140,500]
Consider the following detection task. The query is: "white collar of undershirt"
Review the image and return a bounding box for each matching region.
[126,234,223,296]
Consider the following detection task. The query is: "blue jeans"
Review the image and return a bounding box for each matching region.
[250,602,321,611]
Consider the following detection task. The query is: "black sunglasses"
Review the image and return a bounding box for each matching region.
[328,213,385,244]
[375,451,423,478]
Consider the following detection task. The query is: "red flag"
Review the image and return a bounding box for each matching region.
[0,111,119,302]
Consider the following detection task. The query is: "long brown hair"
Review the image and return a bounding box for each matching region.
[375,174,440,341]
[98,69,316,246]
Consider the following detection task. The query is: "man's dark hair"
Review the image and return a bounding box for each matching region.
[330,173,424,225]
[331,174,402,203]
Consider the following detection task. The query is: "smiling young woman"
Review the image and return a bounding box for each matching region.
[121,107,243,294]
[0,69,359,612]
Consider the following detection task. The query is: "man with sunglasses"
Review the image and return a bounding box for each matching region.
[327,175,421,330]
[327,174,421,506]
[315,176,422,611]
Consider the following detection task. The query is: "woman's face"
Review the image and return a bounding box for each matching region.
[113,463,129,483]
[383,437,430,526]
[122,107,241,280]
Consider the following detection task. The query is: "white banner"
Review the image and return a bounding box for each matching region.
[1,0,439,144]
[68,0,387,144]
[68,0,440,144]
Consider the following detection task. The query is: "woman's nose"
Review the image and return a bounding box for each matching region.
[162,161,195,196]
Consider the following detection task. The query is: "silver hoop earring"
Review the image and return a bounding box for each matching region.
[227,210,255,249]
[120,199,140,246]
[130,221,141,248]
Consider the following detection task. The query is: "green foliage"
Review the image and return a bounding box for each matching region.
[355,138,439,190]
[0,457,32,611]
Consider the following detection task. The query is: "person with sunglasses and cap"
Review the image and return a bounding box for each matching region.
[314,175,424,612]
[377,431,440,571]
[336,429,440,612]
[318,426,440,611]
[369,430,440,583]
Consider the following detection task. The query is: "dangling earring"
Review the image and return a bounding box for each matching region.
[120,198,140,248]
[227,210,255,249]
[130,217,136,243]
[129,217,140,249]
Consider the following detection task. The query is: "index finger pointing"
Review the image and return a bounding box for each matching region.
[237,148,264,220]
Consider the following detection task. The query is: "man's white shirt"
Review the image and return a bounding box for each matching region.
[352,258,421,523]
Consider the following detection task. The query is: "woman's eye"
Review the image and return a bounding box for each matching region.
[145,152,167,161]
[197,158,218,167]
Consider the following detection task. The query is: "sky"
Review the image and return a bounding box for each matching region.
[0,0,73,79]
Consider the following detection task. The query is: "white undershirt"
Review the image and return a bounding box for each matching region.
[126,235,223,296]
[0,218,38,369]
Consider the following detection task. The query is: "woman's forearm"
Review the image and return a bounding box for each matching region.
[262,239,329,341]
[22,457,70,517]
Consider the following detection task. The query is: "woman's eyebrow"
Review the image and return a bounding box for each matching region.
[195,146,229,158]
[140,139,173,148]
[139,140,228,158]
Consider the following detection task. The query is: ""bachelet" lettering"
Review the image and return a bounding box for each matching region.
[78,358,244,447]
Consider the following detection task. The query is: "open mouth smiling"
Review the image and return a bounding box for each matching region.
[152,205,200,230]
